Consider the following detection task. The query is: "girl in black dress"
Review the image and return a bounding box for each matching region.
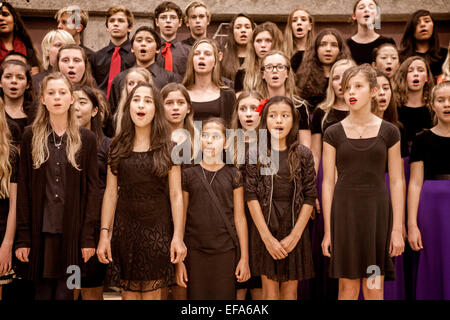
[231,91,263,300]
[346,0,396,65]
[0,2,41,75]
[15,72,100,300]
[371,43,400,80]
[177,118,250,300]
[297,29,349,113]
[321,65,404,300]
[160,83,195,300]
[73,85,110,300]
[407,81,450,300]
[309,58,355,300]
[394,56,435,145]
[399,10,448,79]
[221,14,255,84]
[0,59,34,145]
[245,96,317,300]
[0,99,18,300]
[97,83,186,300]
[283,8,314,74]
[183,39,236,124]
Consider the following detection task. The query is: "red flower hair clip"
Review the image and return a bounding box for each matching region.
[256,99,269,116]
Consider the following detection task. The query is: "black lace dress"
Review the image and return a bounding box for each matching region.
[106,151,175,292]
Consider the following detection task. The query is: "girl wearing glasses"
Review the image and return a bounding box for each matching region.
[256,50,311,148]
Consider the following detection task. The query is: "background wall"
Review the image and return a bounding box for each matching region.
[10,0,450,55]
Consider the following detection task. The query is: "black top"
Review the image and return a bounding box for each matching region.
[191,87,236,124]
[295,100,310,130]
[414,47,448,79]
[181,36,197,47]
[182,164,243,254]
[346,35,396,65]
[291,50,305,74]
[397,105,433,143]
[16,127,100,281]
[6,112,29,145]
[89,40,136,94]
[42,133,68,234]
[155,39,191,78]
[238,57,245,66]
[234,69,245,92]
[311,107,348,135]
[272,149,294,201]
[409,129,450,179]
[108,62,181,117]
[0,148,18,237]
[80,44,95,60]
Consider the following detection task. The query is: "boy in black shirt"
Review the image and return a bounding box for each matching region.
[89,5,136,97]
[154,1,191,78]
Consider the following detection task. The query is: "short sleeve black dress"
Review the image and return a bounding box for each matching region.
[323,120,400,280]
[106,151,175,292]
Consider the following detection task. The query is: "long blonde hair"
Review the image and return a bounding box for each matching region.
[183,38,225,90]
[317,59,356,130]
[32,72,81,170]
[242,22,284,92]
[0,98,13,198]
[283,8,314,58]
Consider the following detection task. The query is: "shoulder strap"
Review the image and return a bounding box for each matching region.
[193,168,239,248]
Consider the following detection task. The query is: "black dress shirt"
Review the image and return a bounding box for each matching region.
[42,132,68,234]
[156,39,191,78]
[89,39,136,94]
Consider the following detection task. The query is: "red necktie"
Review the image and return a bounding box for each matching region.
[107,46,121,99]
[161,42,173,72]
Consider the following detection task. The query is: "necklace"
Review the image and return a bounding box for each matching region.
[348,118,369,139]
[201,166,218,185]
[52,130,63,148]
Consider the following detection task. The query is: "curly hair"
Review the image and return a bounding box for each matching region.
[296,28,349,104]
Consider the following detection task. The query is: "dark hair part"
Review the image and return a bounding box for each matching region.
[297,28,349,102]
[399,10,442,65]
[202,117,228,136]
[221,13,255,81]
[73,85,107,146]
[55,44,96,87]
[374,71,401,127]
[259,96,301,180]
[371,42,399,63]
[108,82,173,177]
[131,26,162,50]
[0,59,34,119]
[154,1,183,22]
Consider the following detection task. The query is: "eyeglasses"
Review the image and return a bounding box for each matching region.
[158,15,179,21]
[262,64,289,72]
